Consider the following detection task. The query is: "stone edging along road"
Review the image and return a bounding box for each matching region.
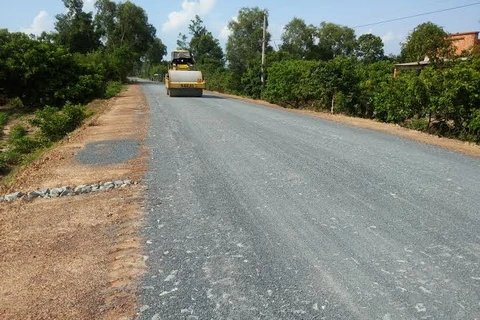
[0,179,139,203]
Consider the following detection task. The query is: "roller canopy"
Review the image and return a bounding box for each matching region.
[171,51,192,60]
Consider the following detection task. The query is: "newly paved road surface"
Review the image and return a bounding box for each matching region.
[138,80,480,319]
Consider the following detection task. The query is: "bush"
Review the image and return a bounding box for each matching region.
[7,124,27,143]
[404,117,429,131]
[104,81,123,99]
[468,109,480,142]
[11,137,42,155]
[264,60,319,108]
[30,103,88,141]
[8,97,24,108]
[0,112,8,127]
[0,149,22,165]
[2,123,42,157]
[0,154,7,173]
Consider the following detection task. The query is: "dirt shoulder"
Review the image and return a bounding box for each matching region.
[208,91,480,158]
[0,84,148,319]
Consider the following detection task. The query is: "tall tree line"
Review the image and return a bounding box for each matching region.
[1,0,167,108]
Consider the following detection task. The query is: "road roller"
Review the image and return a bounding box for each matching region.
[165,50,206,97]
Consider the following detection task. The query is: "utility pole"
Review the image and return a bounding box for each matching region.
[261,12,266,98]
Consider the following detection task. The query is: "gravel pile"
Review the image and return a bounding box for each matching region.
[0,179,137,203]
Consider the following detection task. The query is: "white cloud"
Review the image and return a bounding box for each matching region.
[218,16,237,41]
[162,0,217,32]
[219,24,231,40]
[269,23,284,49]
[382,31,403,43]
[21,10,53,36]
[358,29,373,36]
[84,0,95,12]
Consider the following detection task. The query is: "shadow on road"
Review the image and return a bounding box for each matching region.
[202,94,225,99]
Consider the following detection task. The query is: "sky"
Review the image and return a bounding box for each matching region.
[1,0,479,56]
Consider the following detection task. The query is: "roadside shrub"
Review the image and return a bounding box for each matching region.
[104,81,123,99]
[0,149,22,165]
[404,117,429,131]
[8,97,24,109]
[70,73,106,103]
[11,137,42,155]
[7,124,27,143]
[264,60,319,108]
[468,109,480,142]
[30,103,88,141]
[0,153,7,173]
[0,112,8,127]
[4,123,42,155]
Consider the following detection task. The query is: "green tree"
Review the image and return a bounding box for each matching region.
[94,0,158,79]
[401,22,452,62]
[176,32,188,50]
[225,7,271,96]
[264,60,319,108]
[311,56,361,113]
[94,0,117,45]
[356,33,385,63]
[279,17,317,60]
[317,22,357,60]
[421,59,480,138]
[146,38,167,64]
[188,15,224,64]
[357,61,394,117]
[113,2,156,55]
[55,0,100,53]
[94,0,155,56]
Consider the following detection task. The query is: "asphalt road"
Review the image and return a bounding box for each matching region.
[138,80,480,320]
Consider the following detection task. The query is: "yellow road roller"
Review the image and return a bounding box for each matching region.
[165,50,206,97]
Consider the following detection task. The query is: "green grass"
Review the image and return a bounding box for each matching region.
[104,81,124,99]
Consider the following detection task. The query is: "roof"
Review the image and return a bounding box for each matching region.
[395,61,431,67]
[448,31,479,37]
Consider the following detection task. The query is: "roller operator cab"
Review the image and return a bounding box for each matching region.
[165,50,206,97]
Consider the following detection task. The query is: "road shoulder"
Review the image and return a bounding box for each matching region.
[0,84,148,319]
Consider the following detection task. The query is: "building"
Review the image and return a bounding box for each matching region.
[394,31,479,77]
[448,31,479,55]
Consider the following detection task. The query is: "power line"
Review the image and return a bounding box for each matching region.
[353,2,480,28]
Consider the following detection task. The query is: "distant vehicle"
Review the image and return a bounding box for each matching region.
[164,50,206,97]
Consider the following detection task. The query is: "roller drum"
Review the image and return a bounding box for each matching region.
[168,70,202,83]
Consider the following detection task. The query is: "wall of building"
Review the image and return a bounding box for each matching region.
[448,32,479,55]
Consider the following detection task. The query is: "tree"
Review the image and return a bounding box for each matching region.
[94,0,117,45]
[187,15,224,64]
[401,22,452,62]
[188,15,207,38]
[264,60,319,108]
[317,22,357,60]
[310,56,361,113]
[94,0,155,56]
[356,33,384,63]
[94,0,158,78]
[113,2,156,55]
[55,0,100,53]
[225,7,272,96]
[279,17,316,60]
[146,38,167,64]
[176,32,188,50]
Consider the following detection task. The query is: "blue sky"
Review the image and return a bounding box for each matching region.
[1,0,479,56]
